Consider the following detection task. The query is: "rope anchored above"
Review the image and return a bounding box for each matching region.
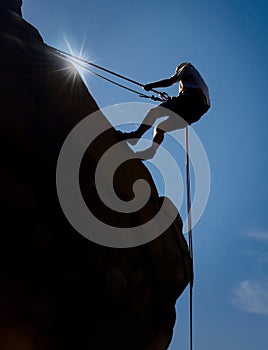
[46,44,170,103]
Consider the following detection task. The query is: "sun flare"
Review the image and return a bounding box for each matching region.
[60,33,92,83]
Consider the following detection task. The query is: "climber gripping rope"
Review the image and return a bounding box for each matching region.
[119,62,211,159]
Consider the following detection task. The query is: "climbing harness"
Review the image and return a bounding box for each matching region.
[186,126,194,350]
[46,44,170,103]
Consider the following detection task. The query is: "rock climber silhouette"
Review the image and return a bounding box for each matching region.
[120,62,210,159]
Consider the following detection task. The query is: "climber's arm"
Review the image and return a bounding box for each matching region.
[143,74,178,91]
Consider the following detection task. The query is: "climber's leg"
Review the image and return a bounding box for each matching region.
[118,105,168,145]
[134,123,166,160]
[134,113,186,160]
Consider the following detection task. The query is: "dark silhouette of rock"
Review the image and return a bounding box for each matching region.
[0,0,22,16]
[0,5,192,350]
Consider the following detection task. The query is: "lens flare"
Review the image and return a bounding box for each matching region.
[60,33,92,83]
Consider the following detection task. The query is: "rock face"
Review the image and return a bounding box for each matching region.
[0,8,192,350]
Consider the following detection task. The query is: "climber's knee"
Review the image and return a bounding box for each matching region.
[143,107,161,126]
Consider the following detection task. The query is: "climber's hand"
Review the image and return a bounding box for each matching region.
[143,83,153,91]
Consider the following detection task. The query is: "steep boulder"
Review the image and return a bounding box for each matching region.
[0,8,191,350]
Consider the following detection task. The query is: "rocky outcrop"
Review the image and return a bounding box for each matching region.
[0,8,192,350]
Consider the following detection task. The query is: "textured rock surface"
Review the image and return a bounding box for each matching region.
[0,8,192,350]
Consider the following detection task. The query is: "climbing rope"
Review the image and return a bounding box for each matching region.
[67,57,163,102]
[186,126,194,350]
[46,44,170,102]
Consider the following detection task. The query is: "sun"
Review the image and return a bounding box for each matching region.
[60,33,91,83]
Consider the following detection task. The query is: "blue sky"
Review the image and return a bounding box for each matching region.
[23,1,268,349]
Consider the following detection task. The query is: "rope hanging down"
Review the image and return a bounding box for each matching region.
[46,44,169,102]
[186,126,194,350]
